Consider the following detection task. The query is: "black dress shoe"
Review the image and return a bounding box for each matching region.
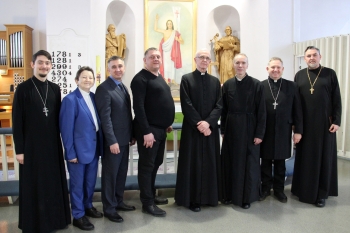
[274,191,287,203]
[85,207,103,218]
[316,199,325,207]
[116,203,136,211]
[241,203,250,209]
[259,190,271,201]
[142,204,166,217]
[154,196,168,205]
[104,212,124,222]
[189,203,201,212]
[73,216,94,231]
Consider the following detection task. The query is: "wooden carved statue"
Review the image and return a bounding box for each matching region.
[213,26,240,84]
[106,24,126,59]
[105,24,126,77]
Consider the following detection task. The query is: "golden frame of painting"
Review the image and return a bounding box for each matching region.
[144,0,197,101]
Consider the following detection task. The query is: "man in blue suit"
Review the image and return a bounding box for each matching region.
[60,66,103,231]
[95,56,135,223]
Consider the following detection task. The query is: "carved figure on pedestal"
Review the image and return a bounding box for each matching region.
[106,24,126,59]
[105,24,126,77]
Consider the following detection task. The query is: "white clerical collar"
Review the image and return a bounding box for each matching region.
[235,74,247,81]
[269,77,281,83]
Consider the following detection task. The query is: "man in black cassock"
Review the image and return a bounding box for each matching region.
[260,57,303,203]
[220,53,266,209]
[175,49,222,212]
[291,46,341,207]
[12,50,71,232]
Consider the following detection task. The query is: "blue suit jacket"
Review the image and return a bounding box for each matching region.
[59,88,103,164]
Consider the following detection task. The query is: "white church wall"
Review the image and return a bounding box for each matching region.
[268,0,294,81]
[296,0,350,42]
[4,0,348,83]
[198,0,270,80]
[0,0,41,52]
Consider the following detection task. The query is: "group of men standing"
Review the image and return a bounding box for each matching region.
[11,45,341,232]
[175,46,341,212]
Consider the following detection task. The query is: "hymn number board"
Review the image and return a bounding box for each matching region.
[47,29,89,98]
[50,51,85,96]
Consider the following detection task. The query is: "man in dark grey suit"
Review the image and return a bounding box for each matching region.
[95,56,135,223]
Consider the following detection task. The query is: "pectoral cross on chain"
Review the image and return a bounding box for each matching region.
[43,107,49,117]
[310,87,314,94]
[272,101,278,109]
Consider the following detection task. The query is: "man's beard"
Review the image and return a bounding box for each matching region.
[308,62,319,69]
[39,73,47,78]
[109,31,117,39]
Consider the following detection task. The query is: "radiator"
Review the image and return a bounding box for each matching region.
[294,34,350,159]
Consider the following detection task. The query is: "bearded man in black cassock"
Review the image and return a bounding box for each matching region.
[175,49,222,212]
[12,50,71,232]
[291,46,342,208]
[220,53,266,209]
[260,57,303,203]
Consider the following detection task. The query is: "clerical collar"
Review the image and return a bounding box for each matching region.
[268,77,281,83]
[235,73,247,81]
[195,69,207,76]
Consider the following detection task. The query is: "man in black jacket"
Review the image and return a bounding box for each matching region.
[260,57,303,203]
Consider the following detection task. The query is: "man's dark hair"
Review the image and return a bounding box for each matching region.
[107,56,123,65]
[32,50,52,63]
[75,66,95,81]
[144,47,158,57]
[304,46,320,55]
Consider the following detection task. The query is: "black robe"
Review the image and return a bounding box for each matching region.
[291,66,341,203]
[12,77,71,232]
[220,75,266,206]
[175,70,222,207]
[261,78,303,159]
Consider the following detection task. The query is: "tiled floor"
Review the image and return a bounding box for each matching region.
[1,158,350,233]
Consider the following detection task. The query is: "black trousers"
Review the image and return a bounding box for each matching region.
[135,124,167,206]
[261,158,286,193]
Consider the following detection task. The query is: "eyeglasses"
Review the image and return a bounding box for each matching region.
[196,56,211,61]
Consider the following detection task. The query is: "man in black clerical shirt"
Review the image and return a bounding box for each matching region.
[131,47,175,217]
[260,57,303,203]
[175,49,222,212]
[292,46,341,207]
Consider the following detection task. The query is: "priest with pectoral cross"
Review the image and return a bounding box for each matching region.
[12,50,71,232]
[292,46,342,208]
[260,57,303,204]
